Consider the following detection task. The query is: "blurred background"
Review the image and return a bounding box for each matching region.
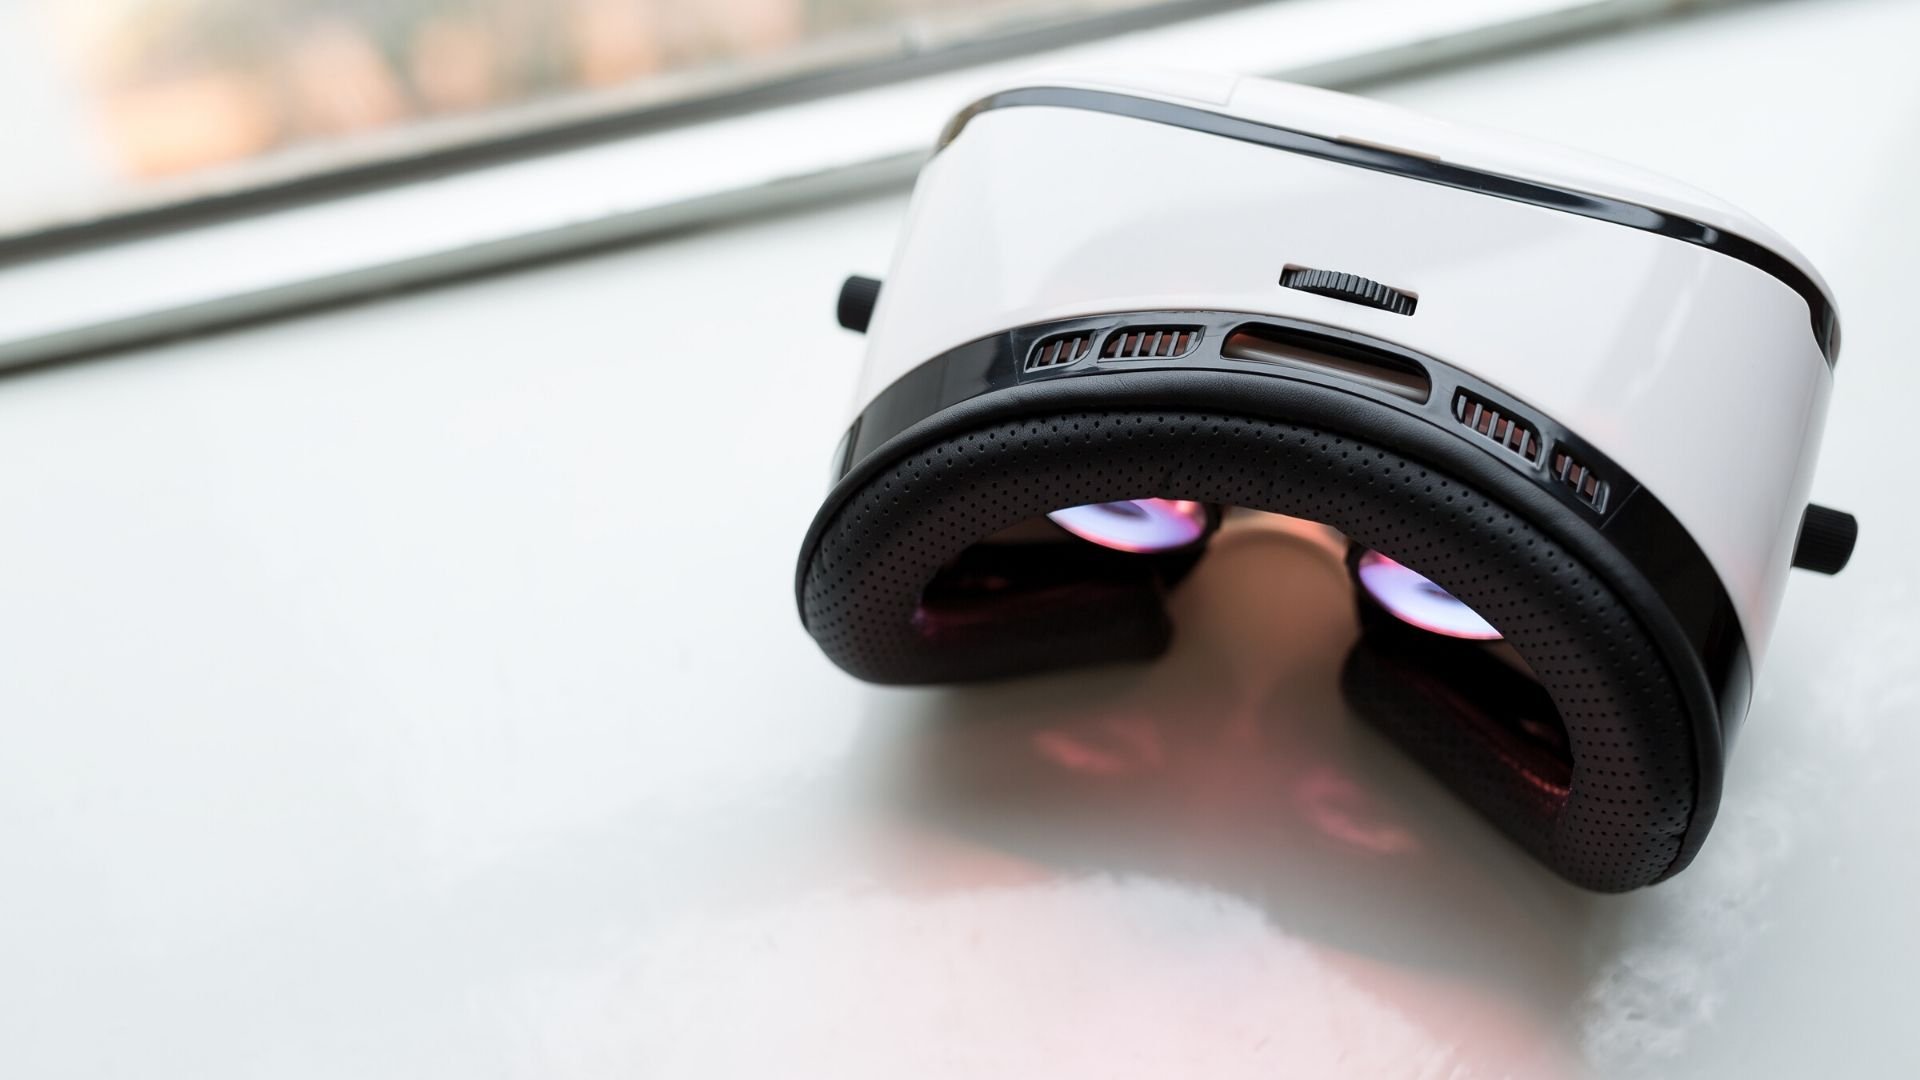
[2,0,1172,237]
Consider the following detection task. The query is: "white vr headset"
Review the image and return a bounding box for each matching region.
[795,71,1856,891]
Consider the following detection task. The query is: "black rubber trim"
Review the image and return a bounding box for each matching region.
[937,87,1839,366]
[796,312,1744,881]
[803,404,1702,888]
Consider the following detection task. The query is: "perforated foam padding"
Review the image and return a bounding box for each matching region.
[798,408,1699,891]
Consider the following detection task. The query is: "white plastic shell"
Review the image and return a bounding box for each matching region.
[852,73,1836,659]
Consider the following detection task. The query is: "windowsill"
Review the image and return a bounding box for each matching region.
[0,0,1737,371]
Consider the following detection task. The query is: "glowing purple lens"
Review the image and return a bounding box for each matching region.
[1047,499,1209,553]
[1355,551,1502,641]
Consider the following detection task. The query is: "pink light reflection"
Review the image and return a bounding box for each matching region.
[1048,499,1208,553]
[1295,766,1421,856]
[1355,551,1502,641]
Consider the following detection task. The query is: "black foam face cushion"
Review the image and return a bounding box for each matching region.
[798,405,1701,891]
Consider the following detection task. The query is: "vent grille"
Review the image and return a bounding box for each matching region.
[1102,326,1201,360]
[1451,390,1541,463]
[1551,446,1609,511]
[1025,331,1093,372]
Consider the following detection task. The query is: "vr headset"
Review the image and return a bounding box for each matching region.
[794,71,1856,891]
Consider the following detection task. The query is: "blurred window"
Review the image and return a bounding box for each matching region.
[1,0,1204,242]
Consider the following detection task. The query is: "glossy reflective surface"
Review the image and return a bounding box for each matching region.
[1048,498,1210,551]
[1355,550,1504,640]
[0,3,1917,1076]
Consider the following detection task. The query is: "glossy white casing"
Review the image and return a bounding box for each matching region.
[853,72,1836,659]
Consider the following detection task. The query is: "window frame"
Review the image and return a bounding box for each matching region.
[0,0,1740,371]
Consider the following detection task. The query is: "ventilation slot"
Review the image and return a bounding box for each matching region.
[1220,324,1430,402]
[1451,390,1541,463]
[1102,326,1201,360]
[1551,446,1609,511]
[1025,332,1094,372]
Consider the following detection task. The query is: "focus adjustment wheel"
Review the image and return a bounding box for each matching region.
[1280,267,1417,316]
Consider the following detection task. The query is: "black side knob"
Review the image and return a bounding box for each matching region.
[1280,267,1417,316]
[837,275,882,333]
[1792,504,1858,574]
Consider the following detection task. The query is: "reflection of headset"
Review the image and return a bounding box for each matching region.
[794,72,1857,891]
